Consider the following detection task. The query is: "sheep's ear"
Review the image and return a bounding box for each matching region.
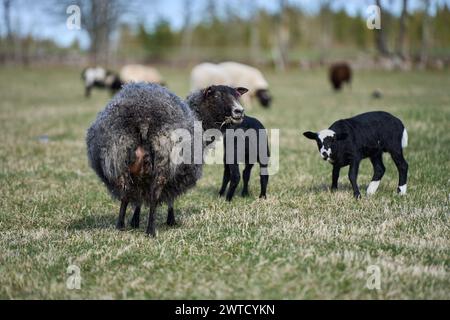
[203,86,214,98]
[336,133,348,140]
[303,131,317,140]
[236,87,249,96]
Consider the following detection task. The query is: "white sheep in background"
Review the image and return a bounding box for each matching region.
[190,62,273,109]
[120,64,165,86]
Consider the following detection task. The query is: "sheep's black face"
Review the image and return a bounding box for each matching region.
[256,89,272,107]
[303,129,347,164]
[203,85,248,126]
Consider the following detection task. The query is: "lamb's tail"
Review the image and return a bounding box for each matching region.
[401,128,408,148]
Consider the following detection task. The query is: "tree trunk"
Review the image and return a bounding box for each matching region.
[3,0,14,62]
[274,0,289,71]
[181,0,193,63]
[396,0,408,59]
[420,0,431,67]
[375,0,390,56]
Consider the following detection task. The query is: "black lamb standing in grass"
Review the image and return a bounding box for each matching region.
[329,62,352,91]
[303,111,408,198]
[219,115,270,201]
[86,83,248,237]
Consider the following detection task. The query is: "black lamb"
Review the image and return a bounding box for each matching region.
[86,83,248,236]
[219,115,270,201]
[303,111,408,198]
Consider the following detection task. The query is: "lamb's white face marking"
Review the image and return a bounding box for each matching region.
[231,100,244,124]
[398,184,407,195]
[367,180,381,195]
[318,129,335,141]
[317,129,335,161]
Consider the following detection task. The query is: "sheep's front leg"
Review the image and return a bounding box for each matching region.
[259,165,269,199]
[241,164,254,197]
[145,171,166,237]
[331,165,340,191]
[348,160,361,198]
[226,164,240,201]
[146,203,157,237]
[219,164,231,197]
[116,200,128,230]
[130,205,141,229]
[167,199,176,226]
[85,85,92,98]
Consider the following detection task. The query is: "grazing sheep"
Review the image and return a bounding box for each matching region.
[120,64,165,85]
[329,62,352,91]
[219,115,270,201]
[82,67,122,97]
[86,83,248,236]
[190,62,273,109]
[303,111,408,198]
[190,62,230,90]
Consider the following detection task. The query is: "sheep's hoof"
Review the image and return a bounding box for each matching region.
[129,218,139,229]
[116,223,125,231]
[259,194,267,199]
[218,191,225,197]
[146,228,156,237]
[354,192,361,199]
[331,186,338,192]
[167,217,176,227]
[225,195,233,202]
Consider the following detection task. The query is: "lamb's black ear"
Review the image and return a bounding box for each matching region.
[336,133,348,140]
[303,131,317,140]
[236,87,249,96]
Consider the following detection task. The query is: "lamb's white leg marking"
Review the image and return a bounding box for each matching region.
[398,184,407,195]
[367,180,381,195]
[401,128,408,148]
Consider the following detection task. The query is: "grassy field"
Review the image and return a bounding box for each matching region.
[0,66,449,299]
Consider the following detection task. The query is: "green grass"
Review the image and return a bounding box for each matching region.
[0,66,449,299]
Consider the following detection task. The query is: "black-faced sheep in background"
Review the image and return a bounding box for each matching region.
[219,115,270,201]
[303,111,408,198]
[86,83,248,237]
[82,67,122,98]
[329,62,352,91]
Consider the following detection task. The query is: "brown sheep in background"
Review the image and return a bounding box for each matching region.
[329,63,352,91]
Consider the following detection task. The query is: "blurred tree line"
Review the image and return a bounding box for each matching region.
[1,0,449,68]
[117,0,450,69]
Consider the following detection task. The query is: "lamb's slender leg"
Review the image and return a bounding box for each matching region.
[129,205,141,229]
[390,151,408,195]
[348,160,361,198]
[167,198,176,226]
[259,165,269,199]
[331,165,340,191]
[219,164,231,197]
[85,85,92,98]
[367,154,385,195]
[241,164,254,197]
[116,200,128,230]
[226,164,240,201]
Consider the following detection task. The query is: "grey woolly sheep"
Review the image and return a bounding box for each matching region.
[86,82,248,236]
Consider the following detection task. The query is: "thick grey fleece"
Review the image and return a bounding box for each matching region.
[86,83,206,206]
